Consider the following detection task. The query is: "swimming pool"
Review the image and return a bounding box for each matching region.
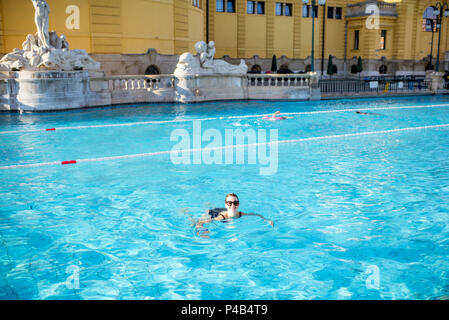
[1,96,449,300]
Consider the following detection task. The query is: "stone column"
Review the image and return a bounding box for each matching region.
[427,71,445,92]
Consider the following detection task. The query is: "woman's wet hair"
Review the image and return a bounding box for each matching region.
[225,193,239,201]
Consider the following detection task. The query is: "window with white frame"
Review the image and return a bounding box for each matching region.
[247,0,255,14]
[303,4,318,18]
[302,4,310,17]
[328,7,342,19]
[217,0,235,13]
[335,7,342,19]
[217,0,225,12]
[257,1,265,14]
[328,6,334,19]
[276,2,292,16]
[285,3,292,16]
[248,1,265,15]
[227,0,235,12]
[276,3,284,16]
[312,5,318,18]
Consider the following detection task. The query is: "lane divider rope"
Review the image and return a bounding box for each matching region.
[1,123,449,170]
[1,103,449,135]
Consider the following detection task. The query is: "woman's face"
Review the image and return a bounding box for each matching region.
[225,196,239,212]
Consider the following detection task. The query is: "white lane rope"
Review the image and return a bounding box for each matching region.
[1,103,449,135]
[1,123,448,170]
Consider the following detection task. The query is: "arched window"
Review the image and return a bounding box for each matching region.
[423,6,438,32]
[278,64,293,73]
[379,65,387,74]
[250,64,262,73]
[305,64,312,72]
[145,65,161,75]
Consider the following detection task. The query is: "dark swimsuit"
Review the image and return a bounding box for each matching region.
[208,208,242,222]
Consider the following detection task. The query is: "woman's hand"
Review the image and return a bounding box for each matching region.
[196,227,210,238]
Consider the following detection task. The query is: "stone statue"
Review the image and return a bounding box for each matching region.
[174,52,201,76]
[174,41,248,75]
[49,31,61,49]
[206,42,216,62]
[195,41,216,68]
[32,0,50,49]
[60,35,70,50]
[0,49,30,71]
[0,0,100,71]
[22,34,35,52]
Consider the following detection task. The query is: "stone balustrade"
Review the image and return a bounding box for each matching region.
[87,74,176,106]
[92,73,318,92]
[248,73,319,88]
[247,73,320,101]
[0,72,320,111]
[100,75,176,92]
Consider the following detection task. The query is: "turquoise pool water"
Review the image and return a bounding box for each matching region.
[1,96,449,300]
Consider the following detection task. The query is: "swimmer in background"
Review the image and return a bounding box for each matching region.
[263,111,294,120]
[355,111,382,115]
[195,193,274,237]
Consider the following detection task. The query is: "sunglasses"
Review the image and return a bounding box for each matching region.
[226,201,240,206]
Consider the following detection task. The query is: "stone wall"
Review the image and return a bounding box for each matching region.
[90,49,179,76]
[0,72,320,111]
[91,49,436,78]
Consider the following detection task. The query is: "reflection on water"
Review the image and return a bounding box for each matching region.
[1,96,449,299]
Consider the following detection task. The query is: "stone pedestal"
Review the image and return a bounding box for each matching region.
[5,70,93,111]
[427,71,444,92]
[175,74,247,103]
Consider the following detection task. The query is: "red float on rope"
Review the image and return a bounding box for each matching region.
[46,128,56,131]
[61,160,77,165]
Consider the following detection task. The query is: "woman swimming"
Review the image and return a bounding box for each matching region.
[263,111,293,120]
[195,193,274,236]
[355,111,382,115]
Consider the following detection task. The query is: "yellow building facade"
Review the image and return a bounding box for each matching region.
[0,0,204,55]
[1,0,449,73]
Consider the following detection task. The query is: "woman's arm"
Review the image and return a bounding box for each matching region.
[241,213,274,227]
[195,217,212,229]
[195,214,225,232]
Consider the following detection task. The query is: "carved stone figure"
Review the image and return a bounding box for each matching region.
[195,41,209,68]
[206,41,216,62]
[32,0,50,49]
[174,53,201,76]
[195,41,217,69]
[211,58,248,74]
[22,34,39,52]
[174,41,248,76]
[69,50,101,70]
[0,0,100,71]
[60,35,70,50]
[0,49,30,71]
[49,31,62,49]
